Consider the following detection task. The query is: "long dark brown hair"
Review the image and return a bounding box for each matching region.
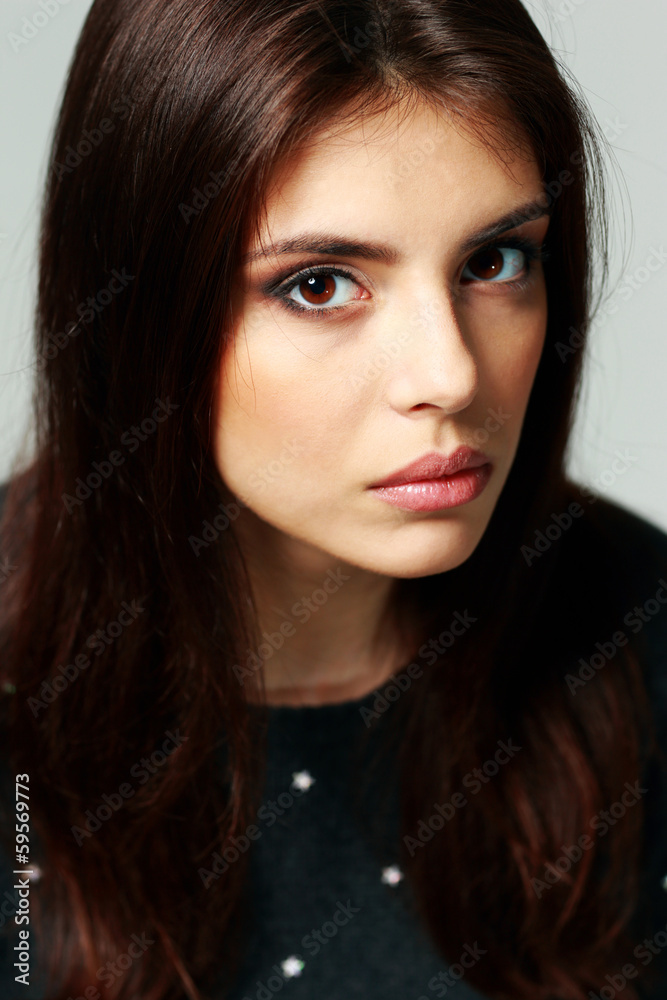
[0,1,659,998]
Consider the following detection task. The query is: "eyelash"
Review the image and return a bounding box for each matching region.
[267,236,550,318]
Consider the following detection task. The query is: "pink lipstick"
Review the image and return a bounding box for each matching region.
[368,447,492,511]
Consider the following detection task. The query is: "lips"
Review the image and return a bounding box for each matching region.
[368,447,490,489]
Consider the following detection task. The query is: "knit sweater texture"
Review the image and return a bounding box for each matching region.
[0,481,666,999]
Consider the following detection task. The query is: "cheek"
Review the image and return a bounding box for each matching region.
[213,329,354,505]
[475,286,547,403]
[463,286,546,457]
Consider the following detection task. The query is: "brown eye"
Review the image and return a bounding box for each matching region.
[461,246,526,283]
[278,267,361,314]
[467,248,505,279]
[296,274,337,306]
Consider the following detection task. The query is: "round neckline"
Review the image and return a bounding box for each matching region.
[248,686,379,714]
[246,686,391,746]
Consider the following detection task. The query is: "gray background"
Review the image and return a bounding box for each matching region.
[1,0,665,529]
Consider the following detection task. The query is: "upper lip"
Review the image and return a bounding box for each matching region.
[368,447,490,488]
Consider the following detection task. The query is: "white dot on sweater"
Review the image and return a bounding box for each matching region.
[291,770,316,792]
[281,955,305,977]
[381,864,404,886]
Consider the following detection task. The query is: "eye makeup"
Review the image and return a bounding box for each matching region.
[258,233,550,318]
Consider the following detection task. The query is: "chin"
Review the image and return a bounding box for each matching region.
[378,548,480,580]
[341,522,488,579]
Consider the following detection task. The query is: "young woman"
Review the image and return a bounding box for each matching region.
[1,1,666,998]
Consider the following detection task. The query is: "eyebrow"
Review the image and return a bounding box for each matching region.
[241,199,552,266]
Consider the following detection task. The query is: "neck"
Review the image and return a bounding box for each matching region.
[234,509,419,706]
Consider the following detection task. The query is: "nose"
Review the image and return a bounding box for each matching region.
[384,288,479,416]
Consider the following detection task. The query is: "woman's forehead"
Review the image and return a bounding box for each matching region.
[244,104,542,263]
[247,95,534,213]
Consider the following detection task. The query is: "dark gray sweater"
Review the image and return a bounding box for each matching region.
[221,689,495,1000]
[1,481,667,1000]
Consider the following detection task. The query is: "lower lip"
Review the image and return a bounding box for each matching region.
[369,464,492,511]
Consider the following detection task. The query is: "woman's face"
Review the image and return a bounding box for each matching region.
[213,99,550,579]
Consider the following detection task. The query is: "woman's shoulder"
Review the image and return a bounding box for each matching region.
[559,487,667,705]
[572,488,667,567]
[566,488,667,634]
